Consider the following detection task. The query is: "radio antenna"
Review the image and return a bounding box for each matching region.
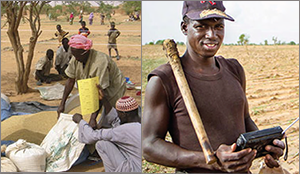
[282,117,299,134]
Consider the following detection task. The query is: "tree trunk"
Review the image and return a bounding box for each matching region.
[2,1,47,94]
[7,27,29,94]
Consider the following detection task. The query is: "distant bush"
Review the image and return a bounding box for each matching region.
[145,40,185,46]
[155,40,164,45]
[177,42,185,45]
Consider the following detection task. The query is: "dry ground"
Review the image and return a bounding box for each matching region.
[1,13,141,106]
[142,44,299,173]
[1,13,141,172]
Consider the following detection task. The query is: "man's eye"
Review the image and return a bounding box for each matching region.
[195,25,205,29]
[216,25,224,30]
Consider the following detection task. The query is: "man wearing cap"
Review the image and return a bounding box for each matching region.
[57,34,126,130]
[142,1,285,173]
[72,95,141,172]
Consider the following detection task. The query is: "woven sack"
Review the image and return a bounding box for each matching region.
[40,113,85,172]
[5,139,46,172]
[1,157,18,172]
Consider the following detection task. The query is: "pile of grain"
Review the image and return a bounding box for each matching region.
[1,106,93,145]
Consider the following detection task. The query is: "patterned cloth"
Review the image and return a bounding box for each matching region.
[69,34,92,50]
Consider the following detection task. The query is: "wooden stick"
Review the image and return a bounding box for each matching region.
[163,39,217,164]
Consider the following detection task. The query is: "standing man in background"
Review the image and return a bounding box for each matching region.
[107,22,121,60]
[89,12,94,25]
[100,13,105,25]
[55,24,69,47]
[69,12,74,25]
[78,21,90,37]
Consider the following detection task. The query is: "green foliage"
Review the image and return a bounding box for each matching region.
[64,2,81,16]
[53,5,63,13]
[79,1,93,14]
[145,40,185,46]
[264,40,268,45]
[289,41,296,45]
[237,34,249,45]
[155,40,164,45]
[47,5,62,20]
[177,42,185,45]
[122,1,141,15]
[1,2,10,17]
[96,1,115,21]
[41,4,52,15]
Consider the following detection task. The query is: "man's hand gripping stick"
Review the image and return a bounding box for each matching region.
[163,39,217,164]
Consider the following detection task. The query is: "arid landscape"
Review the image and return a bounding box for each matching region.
[1,11,141,172]
[142,44,299,173]
[1,3,299,174]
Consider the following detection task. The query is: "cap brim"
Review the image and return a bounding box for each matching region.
[186,10,235,22]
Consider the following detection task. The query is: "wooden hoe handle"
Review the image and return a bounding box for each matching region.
[163,39,217,164]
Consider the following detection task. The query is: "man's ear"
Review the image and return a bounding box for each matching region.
[181,21,188,36]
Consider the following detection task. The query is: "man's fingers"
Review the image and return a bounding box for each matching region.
[265,145,284,158]
[273,139,285,149]
[231,143,237,151]
[264,154,280,168]
[222,148,253,162]
[96,84,104,99]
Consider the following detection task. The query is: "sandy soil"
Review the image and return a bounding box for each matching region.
[1,12,141,105]
[142,44,299,173]
[1,12,141,172]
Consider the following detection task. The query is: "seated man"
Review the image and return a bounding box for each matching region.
[55,38,72,78]
[34,49,62,85]
[72,93,141,172]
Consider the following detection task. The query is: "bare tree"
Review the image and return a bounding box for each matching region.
[1,1,48,94]
[272,36,278,45]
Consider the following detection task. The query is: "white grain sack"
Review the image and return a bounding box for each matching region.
[5,139,46,172]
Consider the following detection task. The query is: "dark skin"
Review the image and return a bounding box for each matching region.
[36,51,54,83]
[108,24,120,59]
[57,47,105,129]
[62,38,69,52]
[55,38,70,73]
[80,22,90,36]
[73,86,140,126]
[142,18,285,172]
[55,25,69,37]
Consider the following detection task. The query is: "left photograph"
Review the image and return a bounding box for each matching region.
[1,1,141,172]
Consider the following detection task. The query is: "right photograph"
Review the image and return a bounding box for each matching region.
[141,1,299,173]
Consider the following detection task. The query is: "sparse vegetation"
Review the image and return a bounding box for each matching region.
[142,44,299,173]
